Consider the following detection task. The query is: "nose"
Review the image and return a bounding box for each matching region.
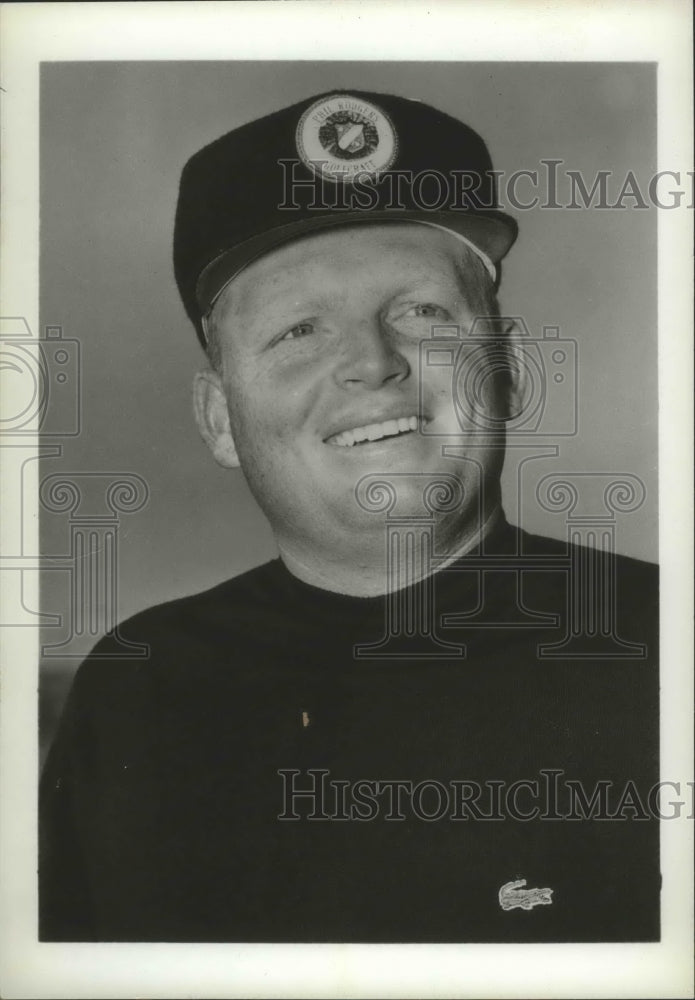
[333,315,410,389]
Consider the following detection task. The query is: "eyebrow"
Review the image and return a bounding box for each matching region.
[232,253,464,320]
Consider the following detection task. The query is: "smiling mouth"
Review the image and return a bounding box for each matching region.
[327,415,423,448]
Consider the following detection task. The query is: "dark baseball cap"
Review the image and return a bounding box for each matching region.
[173,89,518,346]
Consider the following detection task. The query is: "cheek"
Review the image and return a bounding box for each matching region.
[223,365,323,456]
[421,363,457,421]
[424,365,505,437]
[446,347,508,426]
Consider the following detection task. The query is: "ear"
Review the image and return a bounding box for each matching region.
[500,319,528,421]
[192,369,240,469]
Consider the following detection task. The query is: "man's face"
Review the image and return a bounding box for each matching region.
[196,224,510,557]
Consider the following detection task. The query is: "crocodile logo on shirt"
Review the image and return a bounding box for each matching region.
[498,878,554,911]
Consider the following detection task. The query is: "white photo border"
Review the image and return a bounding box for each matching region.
[1,2,693,998]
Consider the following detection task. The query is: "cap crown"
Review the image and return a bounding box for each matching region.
[173,89,516,345]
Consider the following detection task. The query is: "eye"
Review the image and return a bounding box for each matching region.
[277,321,315,344]
[403,303,451,320]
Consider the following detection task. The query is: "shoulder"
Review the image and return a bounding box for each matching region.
[519,527,658,581]
[516,527,658,640]
[519,526,657,569]
[71,558,284,699]
[104,558,281,640]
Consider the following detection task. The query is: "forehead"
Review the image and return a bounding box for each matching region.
[222,223,467,313]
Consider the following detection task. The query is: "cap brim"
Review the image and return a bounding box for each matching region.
[196,209,517,315]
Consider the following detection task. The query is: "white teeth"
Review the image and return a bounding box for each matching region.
[330,415,420,447]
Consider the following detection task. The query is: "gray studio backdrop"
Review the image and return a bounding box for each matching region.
[39,61,657,754]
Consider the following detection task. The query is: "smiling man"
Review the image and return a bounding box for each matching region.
[40,90,660,943]
[193,223,511,596]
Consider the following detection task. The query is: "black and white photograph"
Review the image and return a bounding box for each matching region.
[1,2,692,998]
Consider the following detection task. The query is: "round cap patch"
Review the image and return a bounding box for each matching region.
[296,94,398,183]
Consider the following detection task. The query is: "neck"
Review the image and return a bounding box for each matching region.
[277,505,504,597]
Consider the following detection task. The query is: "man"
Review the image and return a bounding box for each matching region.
[40,90,659,943]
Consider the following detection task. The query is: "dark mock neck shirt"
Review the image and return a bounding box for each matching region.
[39,520,660,942]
